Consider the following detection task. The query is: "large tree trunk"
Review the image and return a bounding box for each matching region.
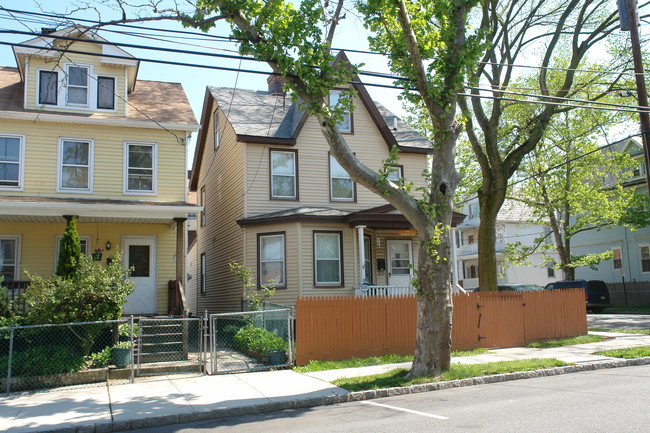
[477,178,507,291]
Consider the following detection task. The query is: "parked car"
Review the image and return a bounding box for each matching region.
[497,284,545,292]
[543,280,610,313]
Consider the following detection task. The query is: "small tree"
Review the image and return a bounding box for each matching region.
[56,216,81,279]
[228,261,275,312]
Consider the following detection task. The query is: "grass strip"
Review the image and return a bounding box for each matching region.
[589,328,650,335]
[294,348,489,373]
[527,334,603,348]
[333,358,570,392]
[593,346,650,359]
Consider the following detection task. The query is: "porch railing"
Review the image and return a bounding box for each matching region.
[354,285,416,297]
[2,281,29,314]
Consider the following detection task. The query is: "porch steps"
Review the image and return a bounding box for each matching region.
[137,319,189,364]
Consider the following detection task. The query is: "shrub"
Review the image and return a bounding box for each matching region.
[0,345,86,377]
[86,347,112,369]
[56,216,82,278]
[233,325,287,357]
[25,251,134,324]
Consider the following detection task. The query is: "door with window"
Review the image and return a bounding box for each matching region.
[386,240,413,287]
[123,237,156,314]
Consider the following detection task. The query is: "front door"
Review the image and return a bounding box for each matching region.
[387,240,413,287]
[123,237,156,315]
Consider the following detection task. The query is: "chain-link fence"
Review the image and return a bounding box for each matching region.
[0,319,133,393]
[136,317,205,376]
[209,307,294,374]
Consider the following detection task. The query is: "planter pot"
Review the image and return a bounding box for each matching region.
[267,350,286,366]
[91,252,103,261]
[112,347,132,367]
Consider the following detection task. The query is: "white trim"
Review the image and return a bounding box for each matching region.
[0,133,26,191]
[65,63,91,107]
[259,233,286,287]
[123,141,158,196]
[270,149,297,199]
[0,111,198,132]
[0,234,21,282]
[23,58,29,111]
[57,137,94,194]
[0,200,198,220]
[329,154,354,201]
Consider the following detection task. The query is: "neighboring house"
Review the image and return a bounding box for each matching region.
[572,137,650,285]
[187,54,463,313]
[454,197,562,290]
[0,26,199,315]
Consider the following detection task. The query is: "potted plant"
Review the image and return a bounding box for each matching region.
[112,341,132,367]
[91,248,103,261]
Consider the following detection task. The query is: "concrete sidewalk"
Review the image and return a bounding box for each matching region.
[2,332,650,433]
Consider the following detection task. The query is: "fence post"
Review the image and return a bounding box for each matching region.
[129,316,135,384]
[287,307,294,365]
[6,328,14,393]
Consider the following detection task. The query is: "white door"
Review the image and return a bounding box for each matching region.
[123,237,156,315]
[387,240,413,287]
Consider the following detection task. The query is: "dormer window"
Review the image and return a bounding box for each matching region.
[67,65,89,106]
[330,89,352,133]
[38,70,58,105]
[97,76,115,110]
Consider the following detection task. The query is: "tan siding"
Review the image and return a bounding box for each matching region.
[194,104,246,313]
[0,118,186,201]
[245,93,429,217]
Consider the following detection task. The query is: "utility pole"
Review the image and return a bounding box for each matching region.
[620,0,650,195]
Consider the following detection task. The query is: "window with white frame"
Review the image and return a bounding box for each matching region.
[97,76,115,110]
[314,231,343,286]
[329,89,352,133]
[270,150,297,199]
[200,253,206,295]
[258,233,286,287]
[329,154,354,201]
[54,235,90,271]
[364,235,372,284]
[613,248,623,270]
[0,134,24,190]
[66,65,89,106]
[214,111,220,150]
[125,142,156,193]
[640,246,650,273]
[58,138,93,192]
[38,70,58,105]
[200,186,206,226]
[0,236,20,282]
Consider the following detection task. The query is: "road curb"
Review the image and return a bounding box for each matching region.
[37,357,650,433]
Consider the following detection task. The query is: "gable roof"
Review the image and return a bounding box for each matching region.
[0,66,197,129]
[190,52,433,190]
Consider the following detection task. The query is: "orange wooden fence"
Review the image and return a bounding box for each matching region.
[295,288,587,365]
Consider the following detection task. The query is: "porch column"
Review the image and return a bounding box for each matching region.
[173,218,187,282]
[356,225,366,286]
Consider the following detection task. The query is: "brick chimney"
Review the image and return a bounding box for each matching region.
[267,75,286,95]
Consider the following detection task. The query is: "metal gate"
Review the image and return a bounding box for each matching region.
[209,308,294,374]
[134,317,206,377]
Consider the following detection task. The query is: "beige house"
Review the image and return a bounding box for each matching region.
[0,26,199,315]
[187,58,463,313]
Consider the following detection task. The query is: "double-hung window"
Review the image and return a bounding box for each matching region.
[613,248,623,270]
[38,70,58,105]
[97,76,115,110]
[214,111,220,149]
[314,231,343,286]
[258,233,286,287]
[125,142,156,194]
[270,150,297,200]
[59,138,93,192]
[0,236,20,282]
[0,134,24,190]
[640,246,650,273]
[67,65,89,106]
[330,90,352,133]
[200,186,206,226]
[200,253,206,295]
[329,154,354,201]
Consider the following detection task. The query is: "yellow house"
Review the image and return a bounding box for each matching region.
[0,26,199,315]
[187,54,463,313]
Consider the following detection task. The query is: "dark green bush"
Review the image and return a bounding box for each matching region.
[233,325,287,355]
[0,345,86,376]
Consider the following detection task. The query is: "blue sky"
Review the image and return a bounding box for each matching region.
[0,1,405,168]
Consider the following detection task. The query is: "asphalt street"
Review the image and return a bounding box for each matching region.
[587,313,650,330]
[118,364,650,433]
